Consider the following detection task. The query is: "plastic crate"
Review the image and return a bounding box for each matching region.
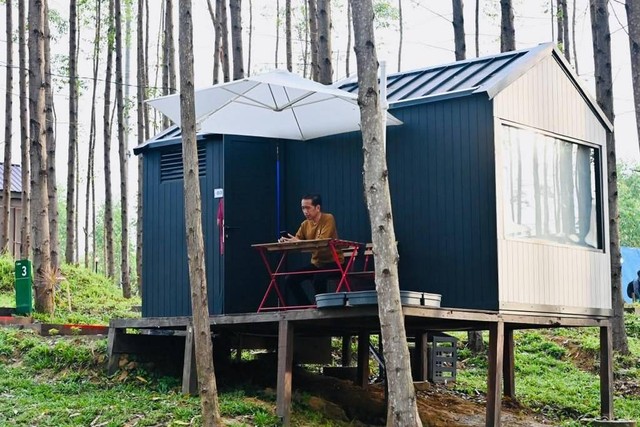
[428,333,457,383]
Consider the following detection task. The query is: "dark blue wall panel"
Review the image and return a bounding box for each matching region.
[283,94,498,310]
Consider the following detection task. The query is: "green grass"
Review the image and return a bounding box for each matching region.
[455,327,640,425]
[0,254,140,325]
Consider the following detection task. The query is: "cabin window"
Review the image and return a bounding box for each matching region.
[160,146,206,182]
[501,125,602,249]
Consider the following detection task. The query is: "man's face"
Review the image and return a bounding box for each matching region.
[301,198,321,222]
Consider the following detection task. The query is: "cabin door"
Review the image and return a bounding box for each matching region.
[223,137,278,313]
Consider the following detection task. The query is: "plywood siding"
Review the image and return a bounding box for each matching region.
[497,239,611,312]
[494,56,606,145]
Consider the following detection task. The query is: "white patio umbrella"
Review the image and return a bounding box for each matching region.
[146,69,402,141]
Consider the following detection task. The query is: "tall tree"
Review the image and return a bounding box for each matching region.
[452,0,466,61]
[66,0,79,264]
[205,0,221,83]
[29,0,53,314]
[177,1,223,425]
[85,0,102,269]
[103,0,116,279]
[19,0,30,260]
[590,0,629,354]
[626,0,640,155]
[308,0,319,81]
[346,1,352,76]
[572,0,579,73]
[115,0,131,298]
[43,1,59,269]
[317,0,332,83]
[561,0,570,61]
[229,0,244,80]
[397,0,403,71]
[350,0,422,425]
[500,0,515,52]
[137,0,145,295]
[2,0,13,254]
[247,0,253,75]
[475,0,479,57]
[275,0,280,68]
[218,0,230,82]
[286,0,292,71]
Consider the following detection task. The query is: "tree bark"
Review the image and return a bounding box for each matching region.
[346,1,351,76]
[247,0,253,76]
[66,0,79,265]
[137,0,146,296]
[205,0,221,84]
[561,0,570,62]
[452,0,466,61]
[397,0,403,71]
[590,0,629,354]
[474,0,479,57]
[349,1,422,425]
[44,1,59,270]
[316,0,332,84]
[2,0,13,254]
[500,0,515,52]
[218,0,230,82]
[229,0,244,80]
[286,0,292,72]
[307,0,319,81]
[166,0,176,93]
[103,0,116,279]
[85,0,101,270]
[177,1,223,425]
[29,0,53,314]
[626,0,640,155]
[275,0,280,68]
[115,0,131,298]
[572,0,578,73]
[19,0,31,260]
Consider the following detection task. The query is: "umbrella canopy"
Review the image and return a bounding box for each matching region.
[146,69,402,141]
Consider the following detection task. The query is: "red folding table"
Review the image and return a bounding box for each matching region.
[251,238,362,312]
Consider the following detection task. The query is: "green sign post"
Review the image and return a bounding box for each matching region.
[15,259,33,315]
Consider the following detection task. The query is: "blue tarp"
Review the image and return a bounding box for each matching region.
[622,246,640,303]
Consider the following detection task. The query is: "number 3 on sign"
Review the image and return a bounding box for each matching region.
[21,266,27,277]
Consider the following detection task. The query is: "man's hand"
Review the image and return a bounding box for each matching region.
[278,233,298,243]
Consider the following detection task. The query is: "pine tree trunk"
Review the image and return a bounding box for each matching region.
[452,0,465,61]
[307,0,319,81]
[29,0,53,314]
[397,0,403,71]
[590,0,629,354]
[85,0,102,269]
[346,1,351,76]
[115,0,131,298]
[230,0,244,80]
[275,0,280,68]
[316,0,332,84]
[44,3,59,270]
[2,1,13,254]
[500,0,515,52]
[285,0,292,71]
[104,0,116,279]
[561,0,570,62]
[247,0,253,76]
[137,0,146,296]
[572,0,578,73]
[626,0,640,155]
[167,0,176,93]
[177,2,223,425]
[66,0,78,265]
[19,0,30,260]
[557,0,564,51]
[218,0,230,82]
[349,1,422,425]
[205,0,221,84]
[475,0,479,57]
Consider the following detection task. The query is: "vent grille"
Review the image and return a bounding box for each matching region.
[160,146,206,181]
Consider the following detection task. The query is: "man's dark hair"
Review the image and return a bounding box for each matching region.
[302,194,322,207]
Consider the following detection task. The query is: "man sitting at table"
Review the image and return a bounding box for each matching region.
[279,194,344,306]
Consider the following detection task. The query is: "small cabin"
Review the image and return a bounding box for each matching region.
[135,43,612,319]
[0,163,23,258]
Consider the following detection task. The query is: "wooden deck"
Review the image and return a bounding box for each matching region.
[107,305,612,427]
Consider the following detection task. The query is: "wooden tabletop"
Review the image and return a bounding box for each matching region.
[251,238,361,252]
